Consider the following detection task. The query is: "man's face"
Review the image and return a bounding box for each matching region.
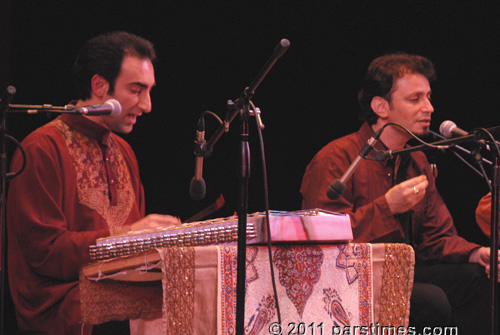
[102,55,155,134]
[386,73,434,137]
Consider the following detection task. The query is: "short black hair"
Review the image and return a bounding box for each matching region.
[357,53,436,124]
[73,31,156,100]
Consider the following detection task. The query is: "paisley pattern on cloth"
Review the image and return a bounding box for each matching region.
[80,244,414,334]
[273,245,324,317]
[245,295,276,335]
[219,244,378,335]
[323,288,352,327]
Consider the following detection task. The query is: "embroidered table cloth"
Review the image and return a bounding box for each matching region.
[80,243,414,334]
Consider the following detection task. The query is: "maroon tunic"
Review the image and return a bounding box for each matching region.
[301,122,478,263]
[7,114,145,334]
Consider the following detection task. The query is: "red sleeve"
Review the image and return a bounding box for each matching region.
[301,137,480,263]
[300,140,403,243]
[412,163,479,263]
[7,132,110,281]
[476,192,493,238]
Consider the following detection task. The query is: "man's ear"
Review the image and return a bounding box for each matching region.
[90,74,110,99]
[370,96,389,120]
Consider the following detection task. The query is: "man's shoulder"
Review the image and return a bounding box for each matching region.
[317,130,362,156]
[20,118,65,146]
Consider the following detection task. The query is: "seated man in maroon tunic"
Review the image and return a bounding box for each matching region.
[300,53,495,332]
[7,31,179,335]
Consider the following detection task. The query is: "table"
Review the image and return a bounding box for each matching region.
[80,243,414,334]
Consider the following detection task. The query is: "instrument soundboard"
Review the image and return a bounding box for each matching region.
[89,209,352,261]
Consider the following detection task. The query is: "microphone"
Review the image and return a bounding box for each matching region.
[70,99,122,117]
[189,117,207,200]
[7,99,122,117]
[272,38,290,59]
[439,120,468,138]
[0,86,16,112]
[326,127,384,200]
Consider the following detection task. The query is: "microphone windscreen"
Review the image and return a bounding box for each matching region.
[326,179,346,200]
[190,177,206,201]
[439,120,456,138]
[273,39,290,58]
[106,99,122,118]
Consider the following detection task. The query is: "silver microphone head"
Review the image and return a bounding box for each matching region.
[439,120,456,138]
[105,99,122,118]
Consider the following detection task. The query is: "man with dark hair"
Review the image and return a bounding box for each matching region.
[73,31,157,101]
[301,53,493,332]
[357,53,436,125]
[7,31,179,335]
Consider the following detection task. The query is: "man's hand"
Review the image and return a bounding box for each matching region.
[470,247,500,280]
[110,214,181,235]
[385,175,428,214]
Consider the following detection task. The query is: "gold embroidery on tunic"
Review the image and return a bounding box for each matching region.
[49,119,134,230]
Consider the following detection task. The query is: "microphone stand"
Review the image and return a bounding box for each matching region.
[474,127,500,335]
[0,90,120,334]
[429,130,492,185]
[490,157,499,335]
[0,85,16,335]
[374,126,500,161]
[375,127,499,335]
[195,39,289,334]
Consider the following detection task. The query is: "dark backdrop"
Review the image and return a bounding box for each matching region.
[1,2,499,333]
[3,1,500,247]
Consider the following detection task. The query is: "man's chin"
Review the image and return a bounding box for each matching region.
[114,125,134,134]
[414,127,430,137]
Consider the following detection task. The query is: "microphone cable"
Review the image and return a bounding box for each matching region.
[365,122,464,163]
[3,135,26,181]
[429,130,492,190]
[363,123,494,189]
[250,100,282,325]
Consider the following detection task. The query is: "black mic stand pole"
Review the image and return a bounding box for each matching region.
[236,99,250,335]
[195,39,289,334]
[233,39,289,335]
[0,85,16,335]
[376,128,499,334]
[474,129,500,335]
[489,158,499,335]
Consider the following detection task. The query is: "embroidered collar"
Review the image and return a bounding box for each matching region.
[60,114,111,145]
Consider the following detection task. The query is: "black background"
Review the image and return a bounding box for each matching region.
[1,0,500,242]
[1,1,500,333]
[2,1,500,245]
